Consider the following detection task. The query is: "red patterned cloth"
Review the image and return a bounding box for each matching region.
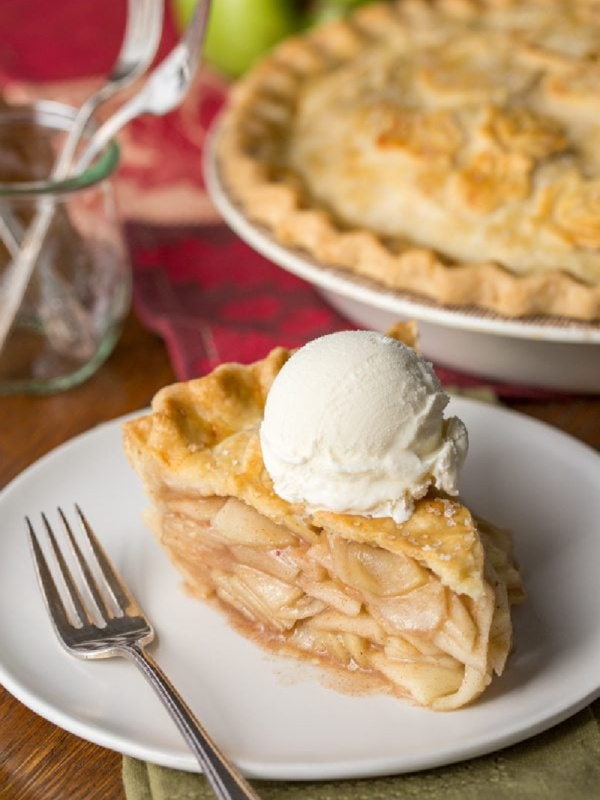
[0,1,566,397]
[128,223,351,378]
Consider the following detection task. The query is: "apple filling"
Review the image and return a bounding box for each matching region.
[145,491,522,711]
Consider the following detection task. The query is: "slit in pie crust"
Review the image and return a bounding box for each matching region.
[214,0,600,321]
[123,328,524,710]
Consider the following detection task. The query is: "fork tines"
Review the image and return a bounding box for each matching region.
[27,505,135,629]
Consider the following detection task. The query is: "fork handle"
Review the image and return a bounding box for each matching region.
[121,643,262,800]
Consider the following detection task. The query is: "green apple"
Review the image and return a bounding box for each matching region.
[308,0,371,25]
[172,0,301,77]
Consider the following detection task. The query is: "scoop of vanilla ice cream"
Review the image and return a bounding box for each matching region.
[259,330,468,523]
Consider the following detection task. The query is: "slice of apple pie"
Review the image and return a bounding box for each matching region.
[123,330,523,710]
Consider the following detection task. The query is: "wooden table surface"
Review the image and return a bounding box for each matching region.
[0,311,598,800]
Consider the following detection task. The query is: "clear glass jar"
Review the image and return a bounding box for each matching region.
[0,101,131,394]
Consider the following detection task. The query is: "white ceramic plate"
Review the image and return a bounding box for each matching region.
[204,133,600,393]
[1,403,599,780]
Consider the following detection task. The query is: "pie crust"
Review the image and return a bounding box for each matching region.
[214,0,600,320]
[123,325,524,710]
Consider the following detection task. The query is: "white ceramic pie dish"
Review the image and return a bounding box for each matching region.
[204,128,600,394]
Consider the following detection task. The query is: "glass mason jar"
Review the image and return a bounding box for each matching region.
[0,101,131,394]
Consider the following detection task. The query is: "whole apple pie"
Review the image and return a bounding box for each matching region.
[214,0,600,320]
[123,324,524,710]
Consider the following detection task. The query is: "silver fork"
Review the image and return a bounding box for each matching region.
[74,0,212,173]
[27,505,261,800]
[0,0,165,355]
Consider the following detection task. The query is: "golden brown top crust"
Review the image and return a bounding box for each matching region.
[123,336,488,602]
[215,0,600,320]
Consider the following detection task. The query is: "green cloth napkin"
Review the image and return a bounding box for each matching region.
[123,699,600,800]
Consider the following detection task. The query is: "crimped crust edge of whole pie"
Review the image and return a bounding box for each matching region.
[213,0,600,321]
